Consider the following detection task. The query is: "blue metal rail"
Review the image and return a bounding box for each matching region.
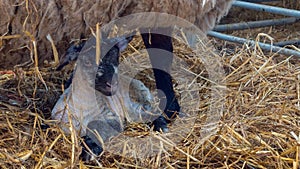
[233,1,300,17]
[210,1,300,57]
[214,17,299,32]
[274,40,300,47]
[239,0,280,2]
[208,31,300,57]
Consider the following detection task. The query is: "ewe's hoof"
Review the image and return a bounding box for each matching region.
[152,116,169,133]
[80,136,103,161]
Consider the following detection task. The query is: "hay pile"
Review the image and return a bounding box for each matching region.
[1,31,300,168]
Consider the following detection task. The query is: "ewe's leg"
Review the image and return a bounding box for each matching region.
[141,28,180,132]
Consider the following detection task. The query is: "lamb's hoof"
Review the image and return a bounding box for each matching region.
[40,123,50,130]
[80,136,103,161]
[152,116,169,133]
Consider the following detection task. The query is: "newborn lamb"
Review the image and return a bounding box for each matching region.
[51,36,159,160]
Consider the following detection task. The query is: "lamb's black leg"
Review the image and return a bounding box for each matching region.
[80,118,122,161]
[80,136,103,161]
[141,28,180,132]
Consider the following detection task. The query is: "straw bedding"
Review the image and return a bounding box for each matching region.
[1,1,300,168]
[1,33,300,168]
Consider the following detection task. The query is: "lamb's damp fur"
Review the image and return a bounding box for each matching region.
[51,36,159,152]
[0,0,233,68]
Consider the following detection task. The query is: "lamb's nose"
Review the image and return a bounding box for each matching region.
[106,82,112,87]
[106,81,118,87]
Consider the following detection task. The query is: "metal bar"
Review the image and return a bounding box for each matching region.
[233,1,300,17]
[207,31,300,57]
[274,40,300,47]
[214,17,298,32]
[239,0,280,2]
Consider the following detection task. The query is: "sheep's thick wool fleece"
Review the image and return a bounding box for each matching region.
[0,0,233,67]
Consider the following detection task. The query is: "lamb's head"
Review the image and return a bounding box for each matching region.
[64,35,133,95]
[95,36,134,95]
[75,36,132,96]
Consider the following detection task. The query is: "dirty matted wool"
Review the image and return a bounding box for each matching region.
[0,0,233,68]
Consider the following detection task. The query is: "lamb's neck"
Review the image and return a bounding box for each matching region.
[69,82,99,118]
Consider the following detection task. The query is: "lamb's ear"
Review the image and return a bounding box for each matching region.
[56,41,85,70]
[116,35,134,52]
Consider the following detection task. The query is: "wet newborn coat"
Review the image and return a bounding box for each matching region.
[51,37,157,146]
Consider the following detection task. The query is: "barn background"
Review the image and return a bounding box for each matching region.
[0,0,300,168]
